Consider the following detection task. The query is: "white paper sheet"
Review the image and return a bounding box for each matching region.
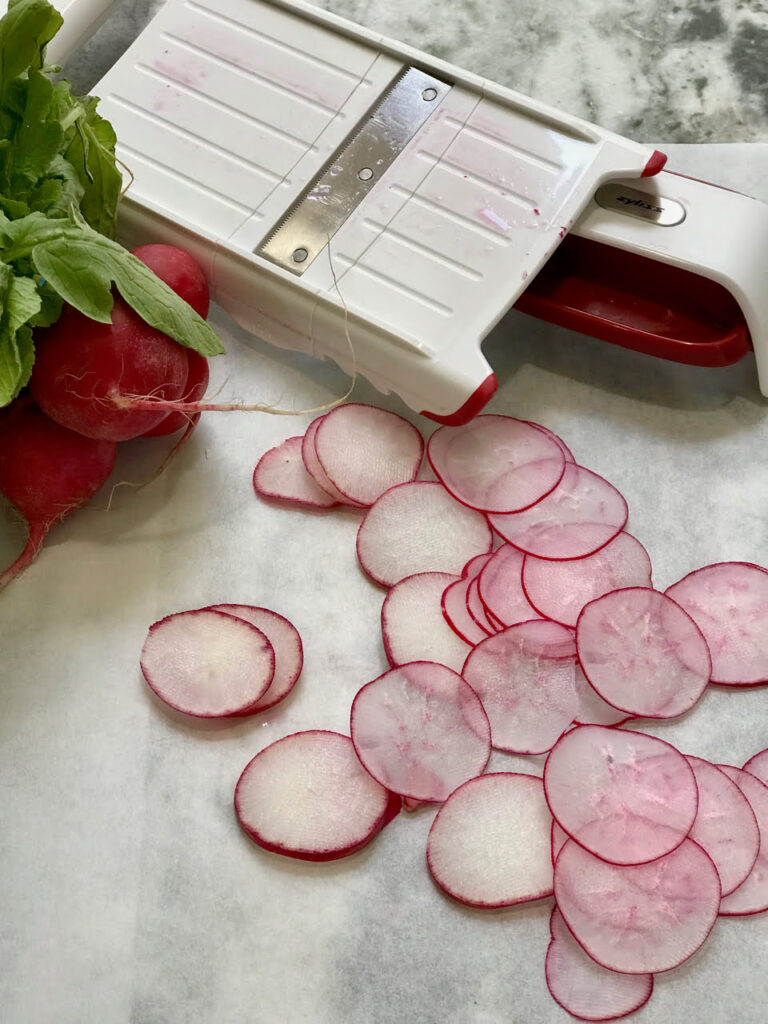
[2,144,768,1024]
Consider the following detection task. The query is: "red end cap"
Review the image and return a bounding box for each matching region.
[421,373,498,426]
[641,149,667,177]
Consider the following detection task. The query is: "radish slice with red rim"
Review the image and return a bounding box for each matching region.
[356,481,493,588]
[545,907,654,1022]
[381,572,471,672]
[575,588,711,719]
[427,415,566,513]
[743,749,768,787]
[350,661,491,802]
[314,403,424,506]
[524,421,576,463]
[427,773,553,908]
[477,544,540,627]
[489,463,628,561]
[665,562,768,685]
[717,766,768,916]
[544,725,699,866]
[441,576,490,646]
[522,532,653,628]
[208,604,303,714]
[685,756,760,897]
[234,730,400,861]
[572,665,631,727]
[461,552,493,580]
[552,821,569,864]
[461,620,580,755]
[253,436,339,508]
[466,578,497,635]
[140,609,275,717]
[554,838,721,975]
[301,417,364,507]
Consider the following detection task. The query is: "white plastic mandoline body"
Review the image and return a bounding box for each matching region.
[86,0,664,420]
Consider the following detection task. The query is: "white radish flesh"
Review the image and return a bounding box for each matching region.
[554,838,721,975]
[427,415,565,513]
[477,544,540,627]
[301,417,363,507]
[427,773,554,908]
[572,665,631,727]
[461,620,579,755]
[356,481,492,588]
[381,572,471,672]
[522,531,653,628]
[525,421,576,463]
[253,435,339,508]
[234,730,400,861]
[489,463,628,561]
[544,725,699,865]
[717,766,768,916]
[140,609,275,717]
[575,588,711,719]
[350,662,491,802]
[665,562,768,685]
[314,403,424,506]
[545,907,654,1022]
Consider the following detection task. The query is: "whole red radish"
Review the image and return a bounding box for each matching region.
[141,349,210,437]
[0,399,117,588]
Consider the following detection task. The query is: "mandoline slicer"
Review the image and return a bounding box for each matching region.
[58,0,768,419]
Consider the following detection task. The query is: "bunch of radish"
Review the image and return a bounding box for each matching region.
[144,404,768,1021]
[0,245,211,588]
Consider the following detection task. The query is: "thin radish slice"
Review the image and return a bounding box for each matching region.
[489,463,628,561]
[665,562,768,685]
[546,907,654,1022]
[253,436,339,508]
[522,532,653,628]
[441,576,490,646]
[208,604,303,713]
[477,544,540,627]
[554,838,721,975]
[575,588,711,719]
[717,766,768,916]
[350,662,491,802]
[544,725,699,866]
[234,730,400,861]
[573,664,631,727]
[552,821,569,864]
[466,578,497,635]
[427,415,566,513]
[427,773,553,908]
[461,621,579,755]
[314,403,424,506]
[356,481,492,588]
[686,756,760,897]
[525,421,576,463]
[140,609,275,717]
[461,552,493,579]
[301,417,364,507]
[381,572,471,672]
[743,749,768,787]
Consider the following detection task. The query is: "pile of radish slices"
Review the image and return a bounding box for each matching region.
[145,405,768,1022]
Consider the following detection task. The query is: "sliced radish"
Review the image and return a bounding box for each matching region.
[717,766,768,916]
[253,436,339,508]
[544,726,699,866]
[575,588,711,719]
[525,421,576,463]
[489,463,628,561]
[140,609,275,717]
[461,620,579,755]
[466,578,497,635]
[441,576,490,646]
[350,662,491,802]
[546,907,654,1022]
[356,481,493,588]
[572,665,631,727]
[554,838,720,974]
[665,562,768,685]
[552,821,569,863]
[427,415,565,513]
[301,417,364,507]
[234,730,400,861]
[686,756,760,897]
[427,773,553,908]
[381,572,471,673]
[208,604,303,713]
[461,552,493,580]
[743,749,768,787]
[477,544,540,627]
[313,403,424,506]
[522,532,653,628]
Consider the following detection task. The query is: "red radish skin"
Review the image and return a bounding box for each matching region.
[441,576,491,646]
[743,749,768,787]
[381,572,471,672]
[235,731,400,862]
[544,726,699,866]
[350,662,491,802]
[461,552,494,580]
[427,773,554,908]
[477,544,540,627]
[140,609,276,717]
[552,821,569,864]
[141,350,209,437]
[130,244,210,319]
[545,907,654,1022]
[554,838,721,975]
[717,766,768,916]
[427,414,566,513]
[465,577,497,635]
[253,436,340,508]
[0,399,117,588]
